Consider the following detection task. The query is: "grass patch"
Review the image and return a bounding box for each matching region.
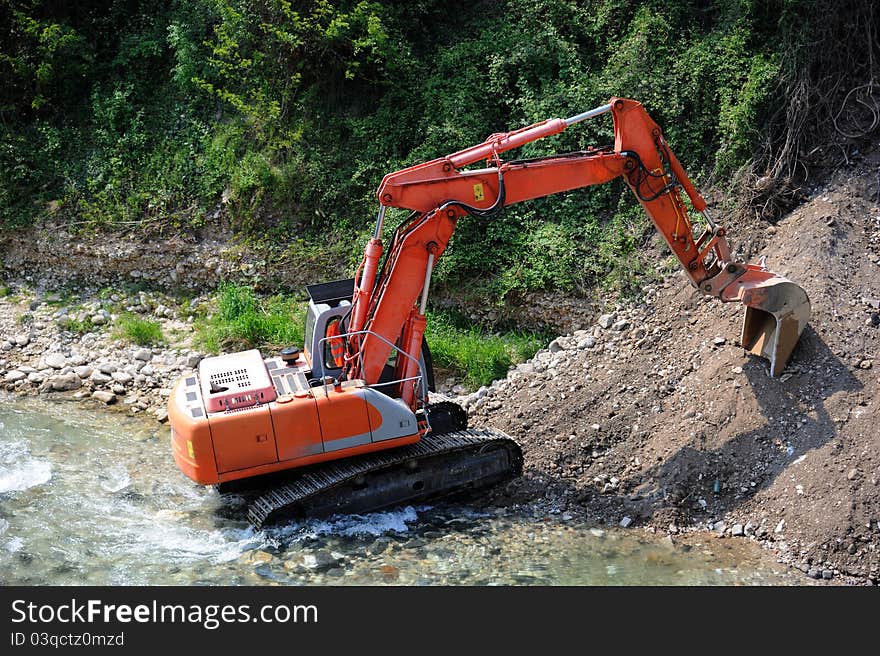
[115,313,165,345]
[194,283,304,353]
[425,309,548,389]
[192,285,543,387]
[63,316,94,335]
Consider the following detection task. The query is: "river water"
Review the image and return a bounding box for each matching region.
[0,394,801,585]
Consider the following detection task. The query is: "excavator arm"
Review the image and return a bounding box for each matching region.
[345,97,810,407]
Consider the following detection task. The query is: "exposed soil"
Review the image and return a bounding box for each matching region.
[468,154,880,584]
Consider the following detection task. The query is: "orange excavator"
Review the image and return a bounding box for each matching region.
[168,97,810,526]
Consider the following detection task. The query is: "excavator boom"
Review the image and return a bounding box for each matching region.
[348,98,810,394]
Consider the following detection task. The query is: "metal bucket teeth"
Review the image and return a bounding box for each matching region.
[722,266,811,376]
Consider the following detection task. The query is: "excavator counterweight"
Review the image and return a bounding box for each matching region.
[169,97,810,526]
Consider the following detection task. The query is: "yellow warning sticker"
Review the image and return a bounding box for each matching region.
[473,183,484,202]
[187,440,194,459]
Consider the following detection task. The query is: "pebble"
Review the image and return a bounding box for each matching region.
[611,319,630,332]
[73,365,93,379]
[577,336,595,349]
[90,314,107,326]
[91,390,117,404]
[4,370,26,382]
[619,516,633,528]
[598,313,615,329]
[134,348,152,362]
[112,371,133,384]
[90,371,112,384]
[314,550,339,571]
[50,372,81,391]
[712,337,726,346]
[13,334,30,347]
[44,352,67,369]
[98,363,118,374]
[774,519,785,534]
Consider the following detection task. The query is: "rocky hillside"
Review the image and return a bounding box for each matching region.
[464,154,880,584]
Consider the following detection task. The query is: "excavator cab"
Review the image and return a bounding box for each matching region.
[303,278,434,397]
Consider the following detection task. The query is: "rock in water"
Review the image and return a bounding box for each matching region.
[92,390,117,404]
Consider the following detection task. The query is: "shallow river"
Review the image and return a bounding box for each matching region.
[0,394,801,585]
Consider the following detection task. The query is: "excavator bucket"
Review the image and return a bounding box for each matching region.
[721,264,811,377]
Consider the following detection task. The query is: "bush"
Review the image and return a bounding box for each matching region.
[3,0,873,301]
[195,283,304,353]
[426,309,547,388]
[115,314,165,345]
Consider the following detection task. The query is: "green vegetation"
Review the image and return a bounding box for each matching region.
[195,283,305,353]
[62,316,94,335]
[3,1,871,304]
[191,283,543,386]
[426,310,548,388]
[114,314,165,346]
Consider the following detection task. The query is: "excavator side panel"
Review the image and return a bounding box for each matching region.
[314,383,374,452]
[271,394,325,461]
[208,405,278,474]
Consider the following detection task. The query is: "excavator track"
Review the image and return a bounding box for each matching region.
[246,427,522,528]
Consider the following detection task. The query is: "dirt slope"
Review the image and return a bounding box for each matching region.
[469,156,880,583]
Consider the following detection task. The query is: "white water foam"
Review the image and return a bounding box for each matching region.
[268,506,422,544]
[99,467,131,493]
[0,459,52,493]
[132,520,260,564]
[121,507,423,566]
[0,440,52,493]
[4,536,23,553]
